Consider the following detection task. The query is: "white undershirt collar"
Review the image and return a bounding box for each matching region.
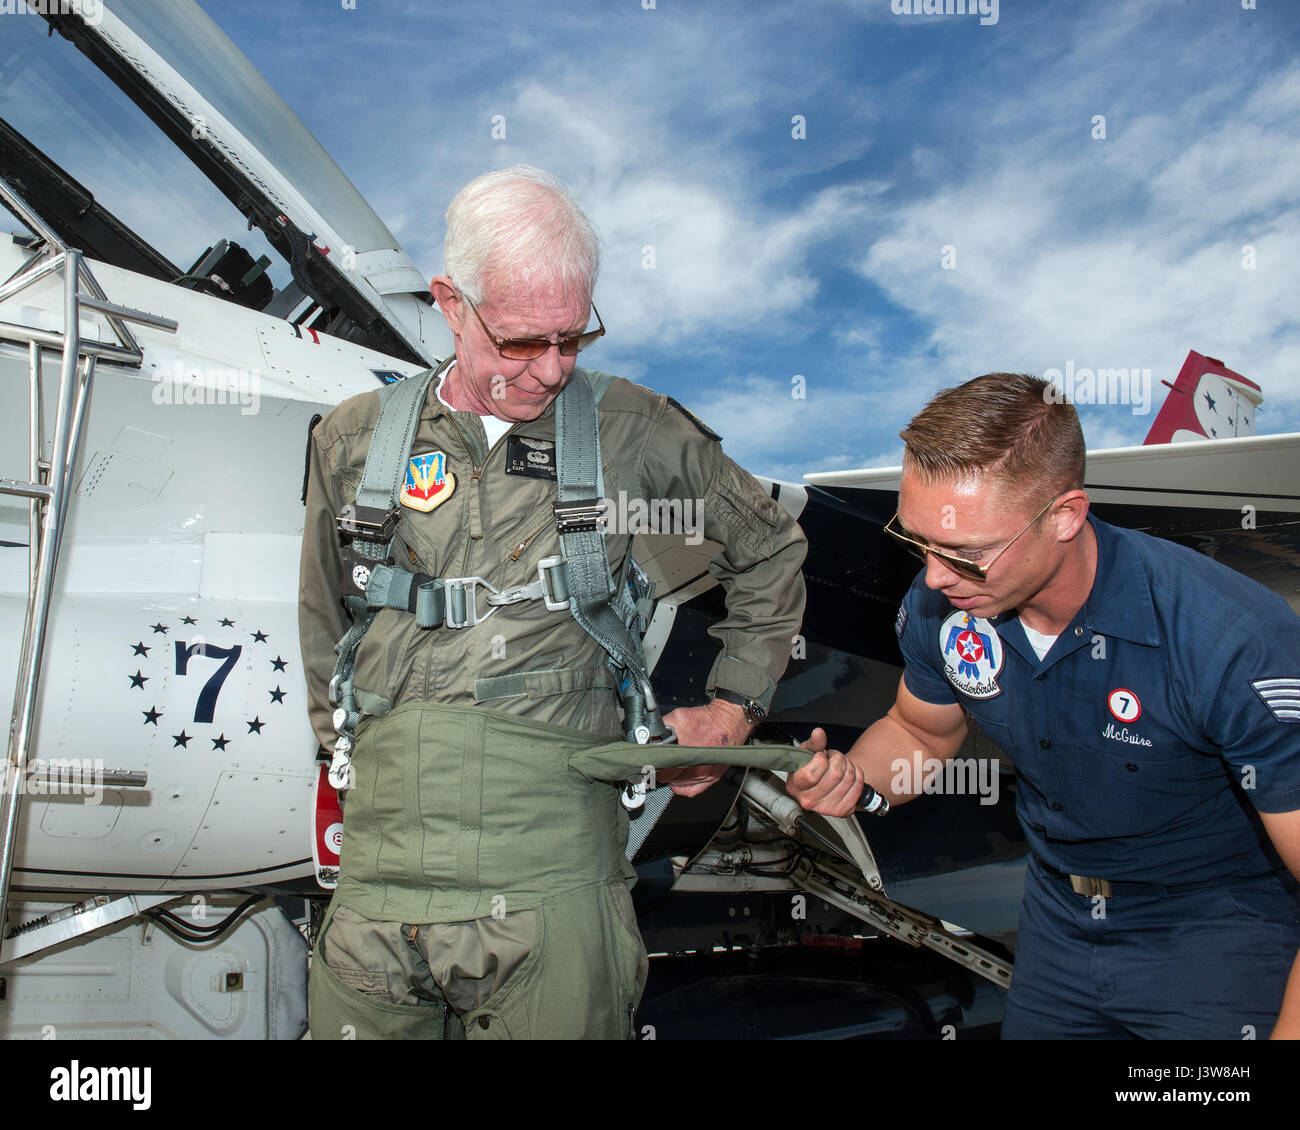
[437,361,513,447]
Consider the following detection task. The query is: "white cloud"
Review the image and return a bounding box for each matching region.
[853,41,1300,450]
[158,0,1300,480]
[383,66,884,350]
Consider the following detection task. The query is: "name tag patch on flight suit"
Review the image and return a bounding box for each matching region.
[505,436,558,481]
[400,451,456,512]
[939,610,1004,699]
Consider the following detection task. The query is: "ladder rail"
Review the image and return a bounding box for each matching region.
[0,253,85,952]
[0,227,177,952]
[0,322,141,365]
[29,341,42,600]
[0,251,64,306]
[0,175,63,256]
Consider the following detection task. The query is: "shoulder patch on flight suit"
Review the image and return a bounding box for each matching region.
[400,451,456,512]
[666,396,721,441]
[505,436,558,481]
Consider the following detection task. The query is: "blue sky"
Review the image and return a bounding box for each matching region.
[8,0,1300,481]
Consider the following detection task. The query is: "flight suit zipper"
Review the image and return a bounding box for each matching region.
[509,522,549,562]
[443,411,515,575]
[442,413,485,577]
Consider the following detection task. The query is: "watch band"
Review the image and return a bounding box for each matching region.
[711,688,768,724]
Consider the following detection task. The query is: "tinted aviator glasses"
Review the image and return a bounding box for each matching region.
[462,292,605,360]
[884,494,1061,582]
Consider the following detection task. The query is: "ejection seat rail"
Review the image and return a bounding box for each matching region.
[0,175,175,957]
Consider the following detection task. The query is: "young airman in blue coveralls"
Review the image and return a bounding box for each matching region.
[789,371,1300,1039]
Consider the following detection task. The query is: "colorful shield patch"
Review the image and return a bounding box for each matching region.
[399,451,456,512]
[938,610,1004,699]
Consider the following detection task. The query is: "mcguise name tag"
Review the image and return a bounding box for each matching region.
[505,435,558,480]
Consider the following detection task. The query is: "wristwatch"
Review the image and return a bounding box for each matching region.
[711,688,768,725]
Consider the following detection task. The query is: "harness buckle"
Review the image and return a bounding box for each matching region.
[336,504,400,543]
[552,497,608,535]
[536,555,570,611]
[442,577,496,629]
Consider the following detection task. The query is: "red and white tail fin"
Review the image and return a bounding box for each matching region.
[1143,350,1261,445]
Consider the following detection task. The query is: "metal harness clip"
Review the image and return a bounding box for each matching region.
[328,737,354,790]
[336,504,400,543]
[441,561,575,628]
[441,577,495,629]
[552,497,608,535]
[535,555,570,611]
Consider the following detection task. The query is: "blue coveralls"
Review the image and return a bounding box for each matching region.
[896,515,1300,1039]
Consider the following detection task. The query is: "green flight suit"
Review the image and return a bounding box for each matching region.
[299,364,808,1039]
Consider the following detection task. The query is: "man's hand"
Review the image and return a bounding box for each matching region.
[656,698,752,797]
[785,726,866,817]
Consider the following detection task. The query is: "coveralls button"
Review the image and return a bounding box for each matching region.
[1039,739,1051,750]
[1074,626,1084,637]
[478,1016,490,1030]
[1052,801,1063,812]
[1126,762,1139,772]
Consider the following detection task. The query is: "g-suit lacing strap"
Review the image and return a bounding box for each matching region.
[325,593,373,786]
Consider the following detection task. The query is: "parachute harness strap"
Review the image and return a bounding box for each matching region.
[326,367,663,791]
[555,371,669,744]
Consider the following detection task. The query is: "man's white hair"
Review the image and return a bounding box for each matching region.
[443,166,600,306]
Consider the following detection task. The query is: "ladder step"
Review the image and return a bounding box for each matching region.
[0,478,52,501]
[0,321,142,364]
[77,293,179,333]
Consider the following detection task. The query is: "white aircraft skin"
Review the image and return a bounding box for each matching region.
[1,1,1297,1041]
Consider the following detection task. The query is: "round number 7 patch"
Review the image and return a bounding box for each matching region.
[1107,688,1141,722]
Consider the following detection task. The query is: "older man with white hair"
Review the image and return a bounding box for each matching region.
[298,166,808,1039]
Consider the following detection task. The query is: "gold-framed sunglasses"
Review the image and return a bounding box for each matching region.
[461,291,605,360]
[884,495,1061,582]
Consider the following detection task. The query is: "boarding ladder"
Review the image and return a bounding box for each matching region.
[0,176,177,956]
